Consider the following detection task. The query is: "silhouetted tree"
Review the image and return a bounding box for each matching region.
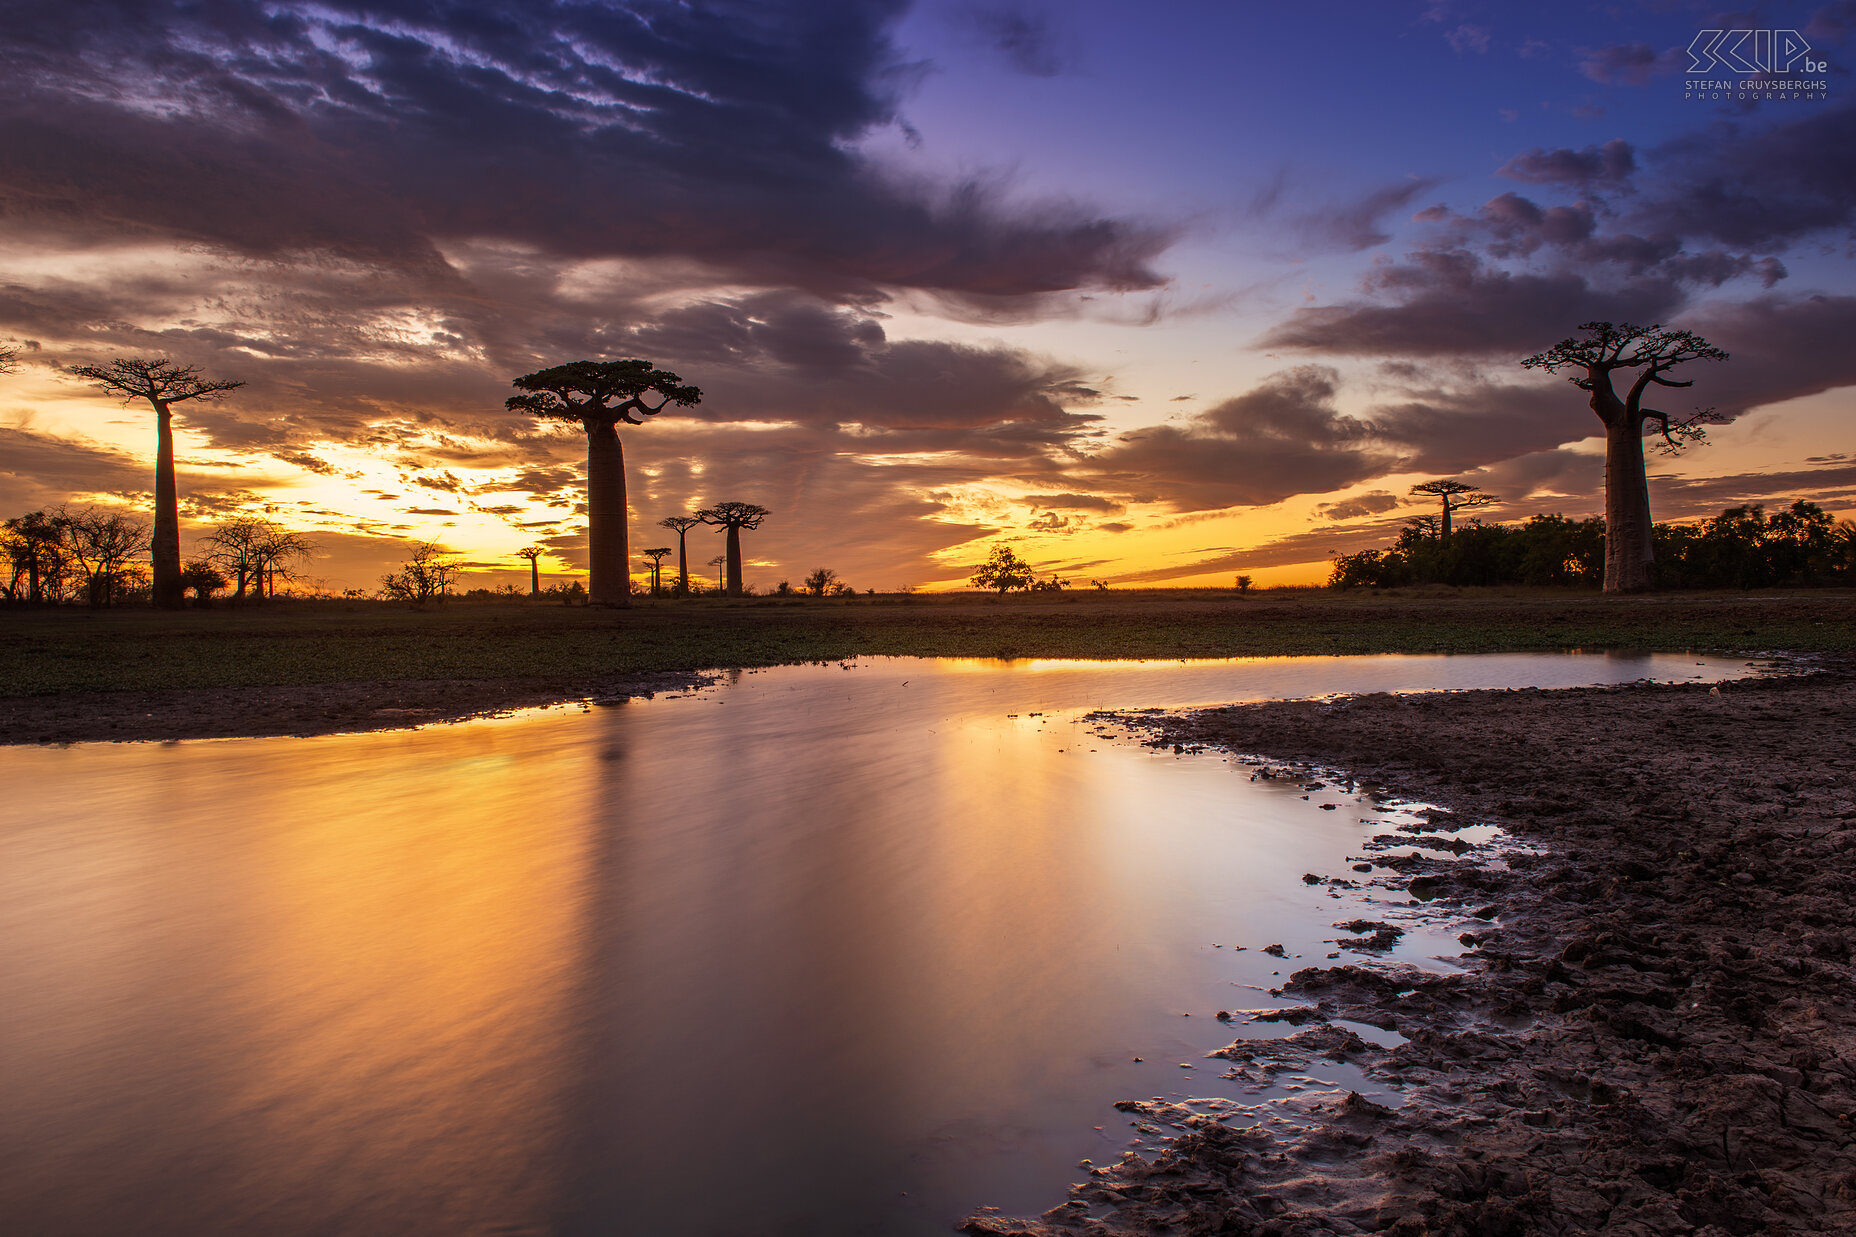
[64,507,150,607]
[1409,480,1497,541]
[69,358,243,608]
[707,554,726,592]
[3,510,72,603]
[180,560,228,605]
[506,360,701,607]
[205,517,314,600]
[697,502,769,596]
[1523,323,1726,592]
[803,567,838,596]
[380,542,461,603]
[659,515,702,596]
[642,547,671,594]
[516,545,545,597]
[971,544,1034,593]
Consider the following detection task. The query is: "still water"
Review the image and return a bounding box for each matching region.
[0,653,1746,1236]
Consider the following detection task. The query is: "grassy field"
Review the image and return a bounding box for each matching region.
[5,587,1854,698]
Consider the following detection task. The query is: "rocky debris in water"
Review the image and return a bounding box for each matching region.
[1332,919,1406,952]
[973,661,1856,1236]
[1261,943,1286,957]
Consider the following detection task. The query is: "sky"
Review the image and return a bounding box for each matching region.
[2,0,1854,594]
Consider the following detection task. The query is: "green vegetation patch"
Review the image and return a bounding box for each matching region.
[5,589,1854,699]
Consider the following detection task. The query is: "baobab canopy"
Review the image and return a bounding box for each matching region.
[505,360,701,428]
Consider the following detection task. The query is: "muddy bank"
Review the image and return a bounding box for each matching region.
[969,662,1856,1236]
[0,671,712,744]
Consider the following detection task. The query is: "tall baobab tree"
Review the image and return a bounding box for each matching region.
[697,502,770,596]
[659,514,703,596]
[69,358,243,608]
[505,360,701,607]
[642,547,671,595]
[1523,322,1726,592]
[1409,480,1497,541]
[517,545,545,597]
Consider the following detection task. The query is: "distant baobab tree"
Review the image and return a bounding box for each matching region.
[707,554,726,592]
[642,547,672,594]
[70,358,244,609]
[658,514,703,596]
[697,502,770,596]
[516,545,545,596]
[506,360,701,607]
[1524,323,1726,592]
[205,517,314,600]
[1409,479,1497,541]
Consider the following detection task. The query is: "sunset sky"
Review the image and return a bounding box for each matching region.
[3,0,1853,593]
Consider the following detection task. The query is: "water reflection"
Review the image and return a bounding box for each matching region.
[0,653,1745,1236]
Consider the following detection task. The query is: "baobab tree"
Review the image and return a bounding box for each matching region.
[204,517,314,600]
[1523,322,1726,592]
[659,514,703,596]
[642,547,672,594]
[1409,479,1497,541]
[697,502,770,596]
[516,545,545,597]
[506,360,701,607]
[69,358,243,608]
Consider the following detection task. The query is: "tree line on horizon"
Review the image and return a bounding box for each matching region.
[1328,497,1856,591]
[2,320,1847,606]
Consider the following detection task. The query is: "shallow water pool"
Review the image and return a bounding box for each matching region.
[0,652,1748,1235]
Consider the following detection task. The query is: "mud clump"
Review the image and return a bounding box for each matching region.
[970,661,1856,1236]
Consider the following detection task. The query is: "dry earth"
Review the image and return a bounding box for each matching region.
[968,660,1856,1236]
[0,671,712,743]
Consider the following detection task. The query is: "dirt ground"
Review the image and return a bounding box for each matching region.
[967,659,1856,1236]
[0,671,712,744]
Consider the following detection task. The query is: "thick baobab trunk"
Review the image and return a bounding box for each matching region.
[1439,499,1454,542]
[528,558,540,596]
[1603,417,1656,593]
[676,533,689,596]
[151,403,183,608]
[585,421,630,607]
[725,525,743,596]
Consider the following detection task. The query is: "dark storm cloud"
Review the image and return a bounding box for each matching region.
[1260,249,1687,355]
[1369,378,1596,473]
[1073,367,1398,512]
[1578,42,1682,85]
[604,290,1102,452]
[1649,464,1856,520]
[1624,103,1856,252]
[1312,491,1402,520]
[1678,294,1856,417]
[0,424,148,509]
[1498,139,1636,187]
[0,0,1169,300]
[1022,493,1125,512]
